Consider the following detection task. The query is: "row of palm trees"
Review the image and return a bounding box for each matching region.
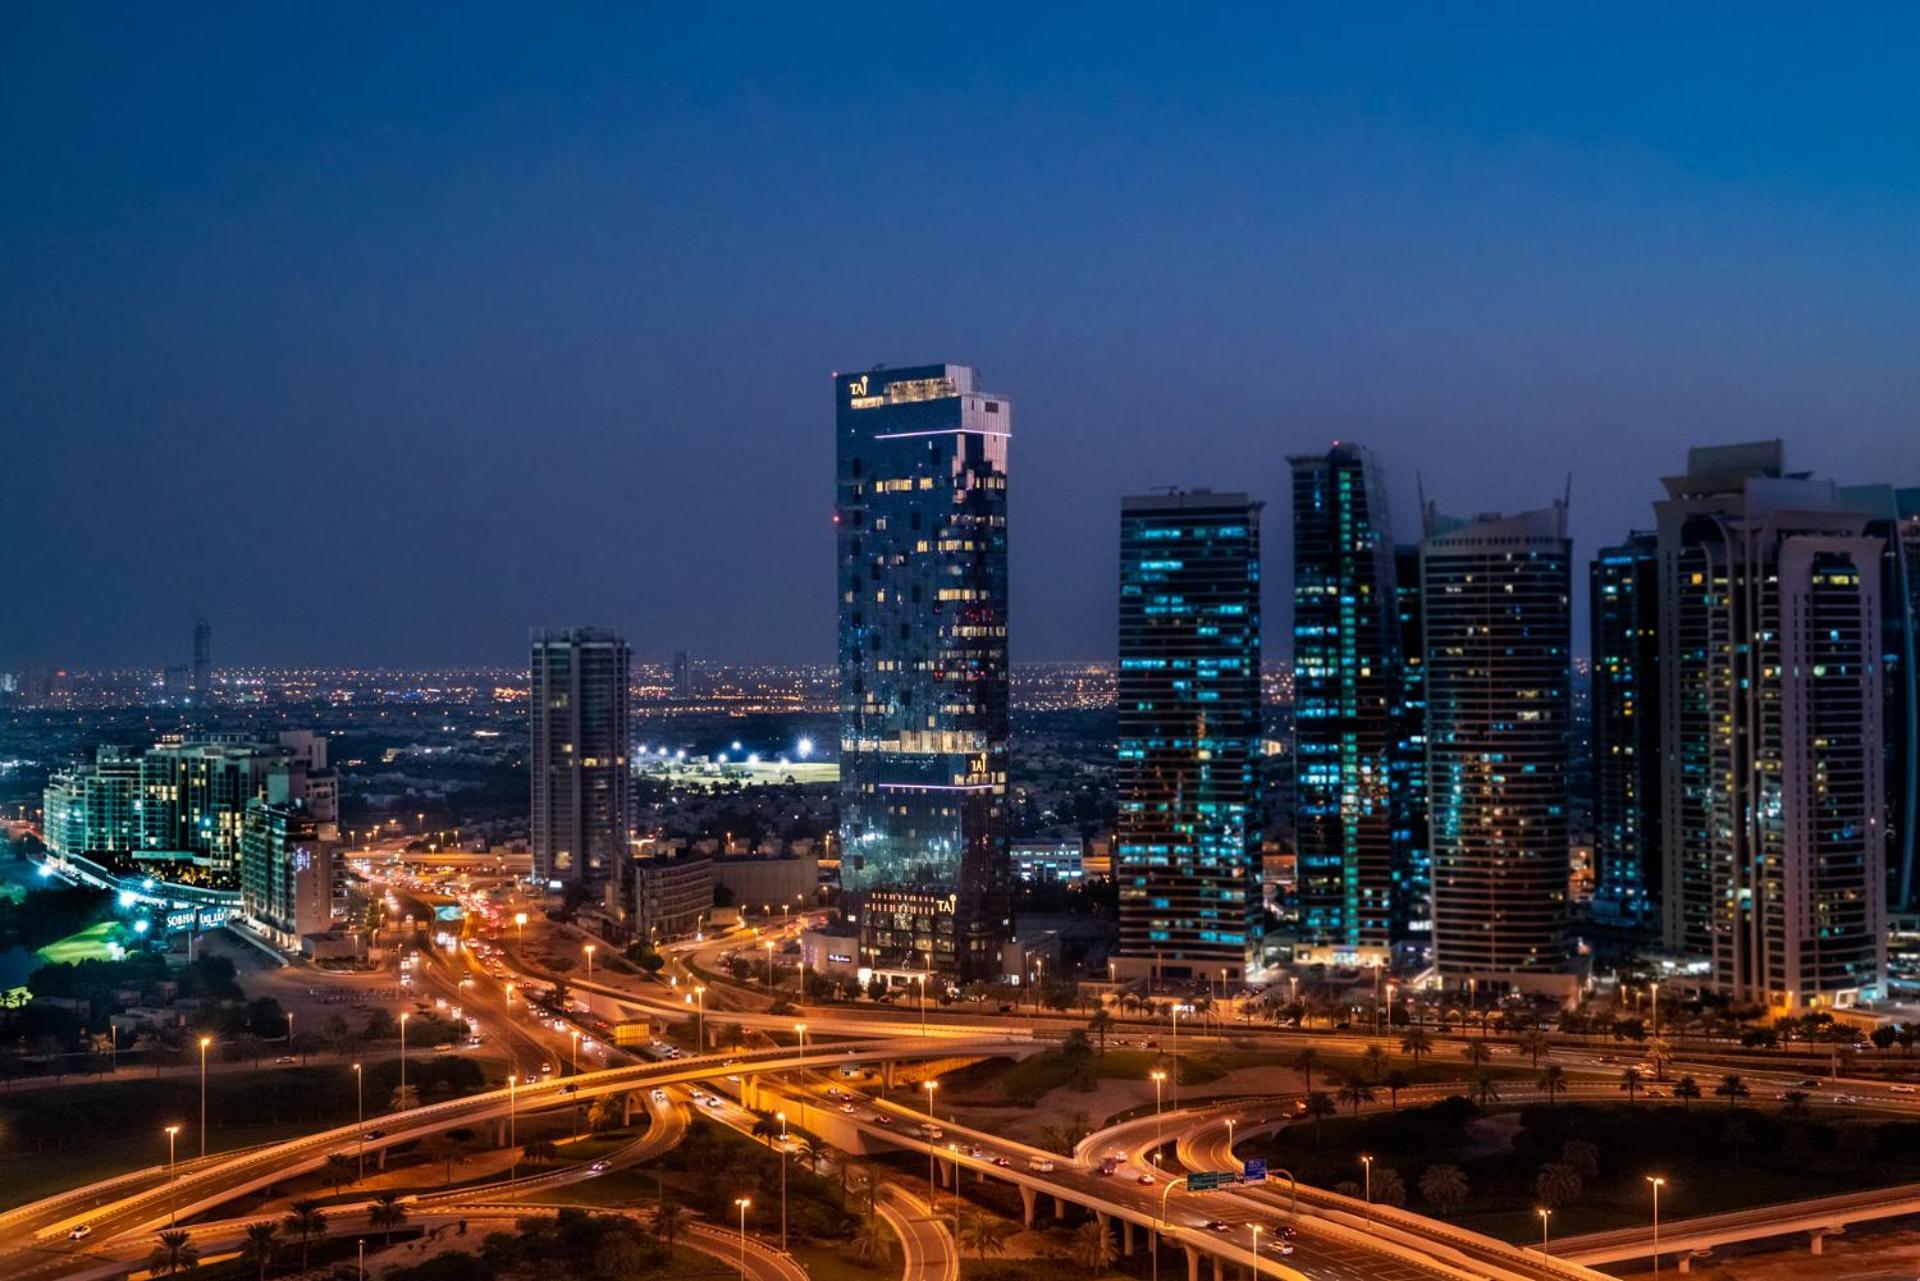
[144,1195,410,1278]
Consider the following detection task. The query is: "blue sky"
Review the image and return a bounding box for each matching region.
[3,5,1916,665]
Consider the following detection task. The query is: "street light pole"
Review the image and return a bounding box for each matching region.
[735,1197,752,1280]
[1538,1208,1551,1254]
[585,944,595,980]
[353,1063,365,1182]
[1647,1176,1664,1275]
[1151,1069,1166,1151]
[198,1036,211,1157]
[400,1013,409,1102]
[1249,1224,1262,1279]
[777,1112,789,1252]
[165,1125,180,1225]
[1361,1155,1373,1226]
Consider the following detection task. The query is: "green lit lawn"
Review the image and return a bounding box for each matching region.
[35,920,123,964]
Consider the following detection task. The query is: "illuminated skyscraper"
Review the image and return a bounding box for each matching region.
[1288,445,1401,964]
[1423,503,1575,995]
[1391,542,1431,948]
[835,365,1010,980]
[530,627,631,890]
[1115,490,1262,983]
[1590,531,1662,924]
[1657,446,1888,1007]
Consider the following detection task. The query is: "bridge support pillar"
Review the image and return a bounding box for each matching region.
[1810,1228,1840,1255]
[1211,1254,1223,1281]
[1677,1257,1690,1274]
[743,1074,757,1109]
[1019,1185,1037,1227]
[493,1118,508,1147]
[377,1146,388,1171]
[1053,1193,1067,1220]
[1183,1244,1200,1281]
[883,1061,895,1091]
[1122,1220,1135,1255]
[622,1093,635,1126]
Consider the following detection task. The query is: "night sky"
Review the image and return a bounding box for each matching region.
[4,6,1917,668]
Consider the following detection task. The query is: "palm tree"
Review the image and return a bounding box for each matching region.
[960,1209,1018,1261]
[324,1153,357,1193]
[240,1222,280,1281]
[1419,1163,1469,1214]
[1560,1140,1600,1180]
[1291,1047,1323,1094]
[388,1082,419,1112]
[1472,1071,1502,1106]
[1337,1072,1376,1117]
[1069,1218,1118,1274]
[1519,1030,1552,1068]
[1538,1064,1568,1105]
[1361,1045,1388,1082]
[849,1214,895,1267]
[524,1140,561,1165]
[1715,1074,1751,1109]
[1399,1028,1433,1067]
[1782,1089,1811,1117]
[651,1199,694,1247]
[1383,1069,1412,1111]
[1647,1037,1675,1081]
[369,1193,407,1246]
[1534,1161,1583,1209]
[1463,1040,1493,1070]
[1089,1010,1113,1055]
[1619,1066,1644,1104]
[148,1229,201,1276]
[1303,1091,1337,1145]
[751,1114,783,1145]
[1673,1075,1702,1109]
[1722,1117,1753,1171]
[281,1201,327,1276]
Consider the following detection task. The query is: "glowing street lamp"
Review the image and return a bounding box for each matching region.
[165,1125,181,1224]
[400,1013,410,1101]
[514,912,527,942]
[776,1111,790,1251]
[353,1063,365,1181]
[1360,1155,1374,1223]
[1537,1207,1552,1254]
[1151,1069,1167,1150]
[1647,1176,1665,1274]
[734,1198,752,1280]
[198,1036,212,1156]
[793,1023,808,1061]
[584,944,596,980]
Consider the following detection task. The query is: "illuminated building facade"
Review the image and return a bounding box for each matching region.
[835,364,1010,980]
[1658,445,1887,1007]
[43,732,336,885]
[1115,489,1262,983]
[240,797,334,947]
[1423,503,1575,994]
[1391,542,1431,949]
[1590,531,1662,924]
[1840,485,1920,917]
[530,627,631,890]
[1288,445,1401,964]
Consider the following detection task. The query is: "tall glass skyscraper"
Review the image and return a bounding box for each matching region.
[1288,445,1401,965]
[1657,447,1888,1008]
[1391,542,1431,951]
[1115,490,1262,983]
[1590,531,1662,924]
[835,365,1010,980]
[530,627,631,891]
[1423,503,1575,996]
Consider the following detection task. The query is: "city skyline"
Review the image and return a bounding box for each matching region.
[6,9,1919,668]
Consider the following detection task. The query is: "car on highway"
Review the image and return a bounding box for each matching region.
[1028,1157,1056,1172]
[703,1097,723,1108]
[364,1128,386,1139]
[68,1225,92,1241]
[652,1088,668,1103]
[1893,1084,1919,1094]
[992,1156,1012,1168]
[871,1114,892,1126]
[590,1160,611,1172]
[1137,1173,1155,1185]
[1204,1220,1232,1233]
[1264,1240,1295,1256]
[275,1055,296,1064]
[841,1103,856,1114]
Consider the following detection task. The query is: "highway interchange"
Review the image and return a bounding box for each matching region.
[13,855,1920,1281]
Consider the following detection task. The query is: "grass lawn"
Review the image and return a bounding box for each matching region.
[35,920,123,964]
